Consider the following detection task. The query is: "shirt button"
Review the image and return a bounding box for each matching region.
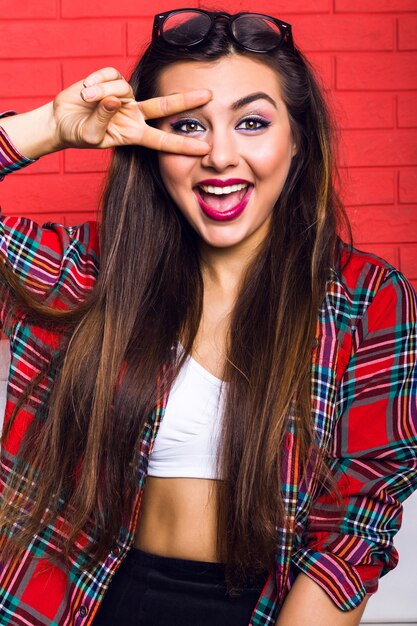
[111,545,121,557]
[78,605,88,618]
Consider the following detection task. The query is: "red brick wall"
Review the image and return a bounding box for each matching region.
[0,0,416,288]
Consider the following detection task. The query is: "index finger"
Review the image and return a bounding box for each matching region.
[139,89,212,120]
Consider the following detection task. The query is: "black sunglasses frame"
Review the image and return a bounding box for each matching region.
[152,8,294,53]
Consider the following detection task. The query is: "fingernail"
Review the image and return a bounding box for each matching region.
[83,77,97,88]
[194,89,211,98]
[82,86,98,100]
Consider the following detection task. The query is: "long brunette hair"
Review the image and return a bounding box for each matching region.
[0,17,349,589]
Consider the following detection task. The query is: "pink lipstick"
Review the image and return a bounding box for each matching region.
[197,178,250,187]
[194,180,253,222]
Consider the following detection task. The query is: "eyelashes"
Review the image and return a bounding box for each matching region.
[169,116,271,135]
[238,116,271,132]
[170,119,204,134]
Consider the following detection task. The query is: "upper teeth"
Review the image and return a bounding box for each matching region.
[200,183,248,195]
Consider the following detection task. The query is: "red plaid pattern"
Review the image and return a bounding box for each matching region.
[0,124,416,626]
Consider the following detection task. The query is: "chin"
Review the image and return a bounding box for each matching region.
[201,234,244,249]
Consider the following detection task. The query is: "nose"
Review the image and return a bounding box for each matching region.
[200,128,239,171]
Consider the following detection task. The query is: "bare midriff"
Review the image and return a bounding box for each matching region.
[133,476,222,563]
[134,303,229,563]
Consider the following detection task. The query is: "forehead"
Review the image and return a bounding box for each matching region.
[157,55,283,103]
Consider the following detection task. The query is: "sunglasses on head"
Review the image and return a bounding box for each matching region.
[152,8,294,54]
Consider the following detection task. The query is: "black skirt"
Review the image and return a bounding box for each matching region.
[93,547,269,626]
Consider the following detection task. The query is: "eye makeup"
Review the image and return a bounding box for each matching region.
[169,114,272,135]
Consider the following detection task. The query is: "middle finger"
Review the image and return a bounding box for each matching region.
[140,124,211,155]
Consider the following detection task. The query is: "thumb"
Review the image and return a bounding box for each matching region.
[96,97,121,121]
[83,98,122,145]
[101,98,121,114]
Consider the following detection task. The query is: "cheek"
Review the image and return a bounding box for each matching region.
[247,135,294,180]
[158,154,195,191]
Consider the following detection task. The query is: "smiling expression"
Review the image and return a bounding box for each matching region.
[156,55,296,254]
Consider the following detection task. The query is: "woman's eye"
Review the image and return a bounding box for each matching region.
[170,119,205,134]
[237,118,270,131]
[169,117,270,134]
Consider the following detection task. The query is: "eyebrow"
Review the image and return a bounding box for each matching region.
[168,91,277,116]
[231,92,277,110]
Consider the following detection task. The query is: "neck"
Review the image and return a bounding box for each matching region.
[199,238,262,297]
[199,214,271,294]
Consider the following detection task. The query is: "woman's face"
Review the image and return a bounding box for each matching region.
[156,55,296,253]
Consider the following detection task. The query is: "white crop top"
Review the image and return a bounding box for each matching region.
[147,350,226,480]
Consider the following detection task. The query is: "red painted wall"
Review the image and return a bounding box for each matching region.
[0,0,416,288]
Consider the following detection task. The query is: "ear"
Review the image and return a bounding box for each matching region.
[291,138,298,158]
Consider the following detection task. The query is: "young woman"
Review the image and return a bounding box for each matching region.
[0,9,416,626]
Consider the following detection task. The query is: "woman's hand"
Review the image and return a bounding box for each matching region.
[53,66,212,154]
[0,67,212,159]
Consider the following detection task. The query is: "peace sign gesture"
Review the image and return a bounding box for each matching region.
[53,66,212,154]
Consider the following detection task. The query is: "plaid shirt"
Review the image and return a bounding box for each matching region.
[0,124,416,626]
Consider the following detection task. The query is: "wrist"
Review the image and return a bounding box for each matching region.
[0,101,60,159]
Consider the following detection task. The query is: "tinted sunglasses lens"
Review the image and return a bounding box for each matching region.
[162,11,211,45]
[231,15,283,51]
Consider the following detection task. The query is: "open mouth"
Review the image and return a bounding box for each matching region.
[194,183,253,221]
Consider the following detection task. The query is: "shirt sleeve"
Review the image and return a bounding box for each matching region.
[292,268,417,610]
[0,113,37,179]
[0,216,99,298]
[0,117,100,334]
